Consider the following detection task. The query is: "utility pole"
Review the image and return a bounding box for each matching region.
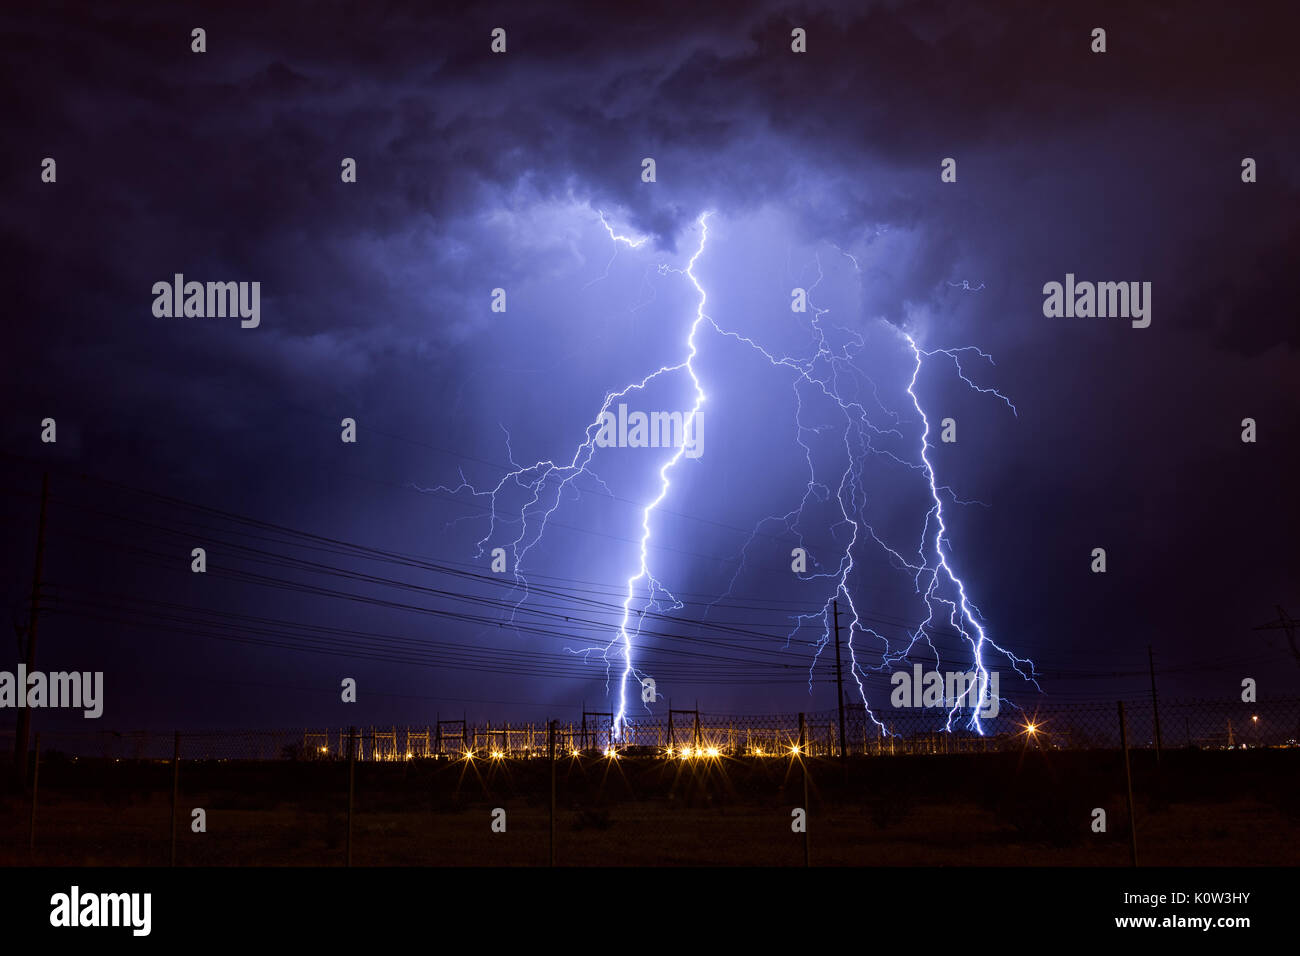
[833,600,847,761]
[14,472,49,780]
[1253,606,1299,664]
[1147,645,1162,762]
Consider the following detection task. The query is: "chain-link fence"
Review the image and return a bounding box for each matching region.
[3,697,1297,866]
[3,696,1296,762]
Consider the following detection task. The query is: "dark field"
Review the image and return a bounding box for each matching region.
[3,749,1297,866]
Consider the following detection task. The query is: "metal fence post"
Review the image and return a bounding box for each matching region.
[798,712,809,867]
[548,720,556,867]
[346,725,356,867]
[170,731,180,866]
[28,733,41,853]
[1118,701,1138,867]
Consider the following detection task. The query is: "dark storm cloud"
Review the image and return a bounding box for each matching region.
[1,0,1297,726]
[5,0,1295,345]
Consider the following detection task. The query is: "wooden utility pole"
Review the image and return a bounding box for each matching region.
[833,600,847,760]
[14,473,49,780]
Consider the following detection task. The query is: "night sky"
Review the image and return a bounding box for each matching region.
[2,0,1297,734]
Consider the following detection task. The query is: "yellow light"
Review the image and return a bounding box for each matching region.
[790,745,801,756]
[604,747,618,759]
[491,750,505,759]
[1026,723,1037,735]
[705,747,719,757]
[1252,715,1259,724]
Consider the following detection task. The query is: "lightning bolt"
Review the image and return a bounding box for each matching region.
[607,212,711,737]
[702,253,1037,735]
[430,206,1038,739]
[901,334,1040,732]
[698,250,905,733]
[422,210,711,739]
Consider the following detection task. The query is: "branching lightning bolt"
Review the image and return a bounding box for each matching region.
[606,213,711,736]
[900,335,1040,732]
[430,206,1038,738]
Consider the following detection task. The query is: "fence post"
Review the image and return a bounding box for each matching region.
[28,733,41,853]
[798,713,810,867]
[548,720,556,867]
[346,726,356,867]
[834,598,847,760]
[1118,702,1138,867]
[170,732,180,866]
